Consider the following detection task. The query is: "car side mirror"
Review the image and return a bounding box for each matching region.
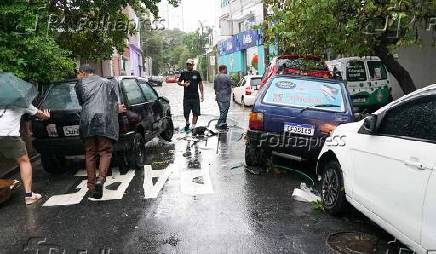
[159,96,169,103]
[353,113,362,122]
[363,114,378,133]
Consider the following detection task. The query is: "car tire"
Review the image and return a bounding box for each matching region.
[245,145,267,167]
[41,153,67,174]
[160,118,174,142]
[321,160,347,215]
[128,133,146,170]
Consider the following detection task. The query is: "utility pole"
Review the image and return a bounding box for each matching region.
[263,1,269,69]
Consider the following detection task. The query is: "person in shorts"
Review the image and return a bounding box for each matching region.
[0,105,50,205]
[177,59,204,131]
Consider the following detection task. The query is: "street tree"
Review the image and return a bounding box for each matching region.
[0,0,178,82]
[264,0,436,94]
[0,0,75,82]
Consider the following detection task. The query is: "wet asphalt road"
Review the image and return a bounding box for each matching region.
[0,83,393,254]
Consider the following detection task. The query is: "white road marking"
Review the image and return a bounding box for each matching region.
[143,165,173,199]
[43,170,135,206]
[180,166,213,196]
[88,170,135,202]
[43,180,88,206]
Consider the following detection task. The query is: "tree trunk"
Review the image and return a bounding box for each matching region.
[374,44,416,95]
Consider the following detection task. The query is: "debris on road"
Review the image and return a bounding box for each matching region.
[245,166,263,175]
[0,179,19,204]
[292,183,321,203]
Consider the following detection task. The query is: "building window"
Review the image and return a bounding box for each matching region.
[221,0,230,8]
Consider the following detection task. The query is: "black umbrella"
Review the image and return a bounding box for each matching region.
[0,72,37,108]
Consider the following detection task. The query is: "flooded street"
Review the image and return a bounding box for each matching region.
[0,83,393,254]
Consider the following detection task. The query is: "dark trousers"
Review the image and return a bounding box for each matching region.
[84,136,113,189]
[217,100,230,127]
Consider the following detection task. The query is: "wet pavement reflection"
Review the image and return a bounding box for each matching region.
[0,83,394,254]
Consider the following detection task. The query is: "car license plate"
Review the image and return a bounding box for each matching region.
[63,125,80,136]
[284,122,315,136]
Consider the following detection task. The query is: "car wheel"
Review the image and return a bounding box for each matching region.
[128,133,146,170]
[321,160,347,215]
[40,153,67,174]
[160,118,174,141]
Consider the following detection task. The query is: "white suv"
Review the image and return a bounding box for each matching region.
[317,84,436,254]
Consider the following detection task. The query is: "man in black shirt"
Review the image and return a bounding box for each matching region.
[177,59,204,131]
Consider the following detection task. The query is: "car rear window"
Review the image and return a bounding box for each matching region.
[277,58,328,72]
[250,78,262,89]
[263,77,346,112]
[346,61,367,81]
[41,82,81,111]
[367,61,387,80]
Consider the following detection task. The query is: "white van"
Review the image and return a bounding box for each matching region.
[326,56,392,111]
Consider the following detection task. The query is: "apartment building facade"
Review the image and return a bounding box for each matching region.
[217,0,266,76]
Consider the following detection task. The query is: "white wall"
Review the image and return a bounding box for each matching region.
[219,0,263,36]
[390,29,436,99]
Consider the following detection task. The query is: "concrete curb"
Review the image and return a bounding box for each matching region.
[0,154,41,178]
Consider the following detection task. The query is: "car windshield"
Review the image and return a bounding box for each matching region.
[263,77,346,112]
[277,58,328,72]
[367,61,387,80]
[250,78,262,89]
[41,82,81,111]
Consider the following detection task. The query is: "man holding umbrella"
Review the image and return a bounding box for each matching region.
[0,73,51,205]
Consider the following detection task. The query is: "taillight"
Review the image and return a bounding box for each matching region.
[46,124,59,137]
[245,87,252,95]
[249,112,264,130]
[319,123,337,135]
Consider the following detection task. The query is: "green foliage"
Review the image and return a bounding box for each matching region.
[265,0,436,56]
[197,55,208,81]
[0,0,75,83]
[311,200,325,212]
[230,73,241,87]
[0,0,177,83]
[264,0,436,93]
[142,25,213,74]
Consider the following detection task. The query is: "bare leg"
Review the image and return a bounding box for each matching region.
[192,115,198,125]
[17,154,32,193]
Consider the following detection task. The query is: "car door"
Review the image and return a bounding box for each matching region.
[422,163,436,252]
[236,78,246,103]
[138,80,163,133]
[120,78,154,139]
[350,96,436,246]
